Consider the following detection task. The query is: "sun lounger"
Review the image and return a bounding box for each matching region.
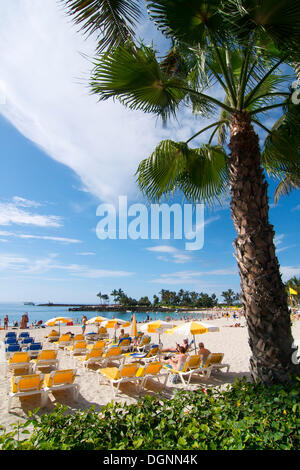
[44,330,60,342]
[86,340,108,351]
[101,346,125,366]
[163,354,202,387]
[6,351,32,375]
[138,361,168,390]
[133,335,151,352]
[43,369,79,404]
[53,333,72,349]
[66,340,88,356]
[8,373,47,412]
[124,344,160,364]
[75,347,105,369]
[31,349,59,372]
[98,362,141,398]
[199,353,230,378]
[5,344,22,358]
[24,342,43,358]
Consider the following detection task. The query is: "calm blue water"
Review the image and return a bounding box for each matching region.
[0,302,197,326]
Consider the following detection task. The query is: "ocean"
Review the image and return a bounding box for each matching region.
[0,302,213,327]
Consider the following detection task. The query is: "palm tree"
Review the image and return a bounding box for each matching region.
[63,0,300,383]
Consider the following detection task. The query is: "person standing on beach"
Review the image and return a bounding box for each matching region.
[81,315,87,334]
[4,315,8,330]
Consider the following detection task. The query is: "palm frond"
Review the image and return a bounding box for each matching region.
[146,0,226,46]
[221,0,300,60]
[274,174,300,204]
[261,102,300,176]
[90,44,188,122]
[63,0,141,52]
[136,139,229,206]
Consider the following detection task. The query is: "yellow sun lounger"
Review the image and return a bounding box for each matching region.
[8,373,47,412]
[87,340,107,351]
[54,333,72,349]
[124,344,160,364]
[6,352,32,376]
[138,361,169,390]
[200,353,230,378]
[163,354,203,387]
[98,363,142,398]
[44,330,60,342]
[31,349,59,372]
[66,340,88,356]
[101,346,126,366]
[75,347,104,369]
[43,369,79,404]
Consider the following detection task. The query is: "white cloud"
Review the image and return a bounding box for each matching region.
[0,0,172,204]
[0,230,81,243]
[146,245,193,264]
[0,199,61,227]
[0,252,133,279]
[146,245,178,254]
[280,266,300,280]
[151,267,237,284]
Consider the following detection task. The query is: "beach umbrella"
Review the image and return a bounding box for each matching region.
[44,316,73,334]
[166,321,219,353]
[140,320,174,345]
[86,316,107,325]
[131,314,138,338]
[100,318,131,341]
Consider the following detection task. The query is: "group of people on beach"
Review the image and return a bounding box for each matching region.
[161,339,211,372]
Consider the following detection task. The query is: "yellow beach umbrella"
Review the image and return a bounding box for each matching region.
[45,316,73,326]
[86,316,107,325]
[166,321,219,353]
[44,316,73,334]
[131,314,138,337]
[140,320,173,344]
[101,318,131,328]
[100,318,131,342]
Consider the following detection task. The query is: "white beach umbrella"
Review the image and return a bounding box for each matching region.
[166,321,219,352]
[86,316,108,325]
[44,316,73,334]
[140,320,174,344]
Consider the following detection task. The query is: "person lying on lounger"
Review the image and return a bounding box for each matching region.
[161,338,189,354]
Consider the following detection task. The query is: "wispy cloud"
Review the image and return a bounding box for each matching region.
[0,252,133,279]
[151,267,237,284]
[0,197,61,227]
[146,245,193,264]
[274,234,296,254]
[281,266,300,280]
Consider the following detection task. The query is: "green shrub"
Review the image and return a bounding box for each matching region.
[0,378,299,450]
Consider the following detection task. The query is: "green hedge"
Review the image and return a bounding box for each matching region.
[0,378,299,450]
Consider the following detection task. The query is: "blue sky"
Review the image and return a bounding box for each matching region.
[0,1,299,304]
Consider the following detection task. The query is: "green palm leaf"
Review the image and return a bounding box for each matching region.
[136,139,229,205]
[274,173,300,204]
[90,44,217,121]
[262,102,300,176]
[222,0,300,59]
[63,0,141,52]
[147,0,225,45]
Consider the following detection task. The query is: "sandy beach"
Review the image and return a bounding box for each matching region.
[1,316,299,432]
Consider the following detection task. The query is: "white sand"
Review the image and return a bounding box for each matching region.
[1,317,299,432]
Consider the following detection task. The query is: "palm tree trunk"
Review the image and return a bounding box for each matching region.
[228,111,299,384]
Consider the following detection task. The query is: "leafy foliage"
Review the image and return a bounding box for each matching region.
[1,378,299,450]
